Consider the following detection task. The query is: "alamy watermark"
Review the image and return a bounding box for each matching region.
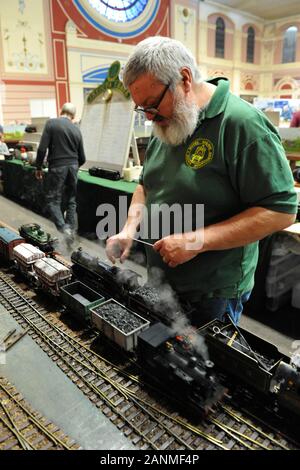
[96,196,204,250]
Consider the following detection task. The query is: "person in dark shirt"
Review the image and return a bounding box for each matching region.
[35,103,86,241]
[106,37,297,327]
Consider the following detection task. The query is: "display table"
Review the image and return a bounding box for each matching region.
[2,160,137,236]
[76,170,137,235]
[286,152,300,170]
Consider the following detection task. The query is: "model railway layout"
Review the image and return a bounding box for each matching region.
[0,223,300,450]
[0,271,297,450]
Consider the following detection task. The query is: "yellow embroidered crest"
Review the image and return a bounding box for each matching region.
[185,138,214,169]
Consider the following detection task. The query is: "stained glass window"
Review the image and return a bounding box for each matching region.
[87,0,148,23]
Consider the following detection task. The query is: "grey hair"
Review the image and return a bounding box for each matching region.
[61,102,76,118]
[122,36,202,90]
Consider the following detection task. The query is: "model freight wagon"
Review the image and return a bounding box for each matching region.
[60,281,105,324]
[0,226,24,261]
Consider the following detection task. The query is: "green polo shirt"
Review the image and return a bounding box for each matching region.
[139,78,297,301]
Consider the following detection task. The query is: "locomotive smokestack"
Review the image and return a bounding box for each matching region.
[147,267,210,362]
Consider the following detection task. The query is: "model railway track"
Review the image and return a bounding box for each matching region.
[0,271,297,451]
[0,377,78,450]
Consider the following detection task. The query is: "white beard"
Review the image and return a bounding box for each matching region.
[152,90,200,146]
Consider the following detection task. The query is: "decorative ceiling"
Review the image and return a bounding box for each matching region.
[86,0,149,23]
[74,0,159,37]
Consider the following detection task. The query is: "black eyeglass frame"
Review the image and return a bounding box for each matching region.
[134,83,170,116]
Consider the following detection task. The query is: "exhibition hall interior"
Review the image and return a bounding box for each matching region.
[0,0,300,452]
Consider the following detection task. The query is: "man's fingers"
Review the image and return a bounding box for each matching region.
[107,253,116,264]
[106,241,119,263]
[112,244,122,258]
[107,241,121,257]
[162,256,178,267]
[168,261,177,268]
[120,247,130,263]
[153,239,163,251]
[106,238,132,264]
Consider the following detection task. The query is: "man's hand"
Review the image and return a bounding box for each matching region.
[106,232,134,264]
[35,170,43,181]
[153,232,203,268]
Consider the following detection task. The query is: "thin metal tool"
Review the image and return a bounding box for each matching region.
[132,238,154,247]
[226,314,271,372]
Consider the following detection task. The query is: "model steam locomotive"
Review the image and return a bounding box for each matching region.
[137,322,226,415]
[71,247,193,327]
[19,223,58,253]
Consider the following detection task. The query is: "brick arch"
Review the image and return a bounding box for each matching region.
[207,13,235,31]
[209,70,230,79]
[279,84,292,98]
[275,77,298,91]
[241,73,256,91]
[274,22,300,63]
[280,83,292,90]
[242,23,261,35]
[245,82,254,90]
[278,22,300,34]
[241,23,261,64]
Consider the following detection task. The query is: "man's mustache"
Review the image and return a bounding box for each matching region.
[153,113,169,122]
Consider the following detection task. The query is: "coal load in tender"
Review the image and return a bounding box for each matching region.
[90,300,150,351]
[128,285,184,325]
[93,302,145,334]
[133,286,162,308]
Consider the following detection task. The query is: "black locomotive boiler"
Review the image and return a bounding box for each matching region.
[71,248,140,299]
[71,248,193,326]
[137,322,226,416]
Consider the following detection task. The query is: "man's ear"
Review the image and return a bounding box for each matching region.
[180,67,192,93]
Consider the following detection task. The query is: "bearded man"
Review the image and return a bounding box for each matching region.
[106,37,297,326]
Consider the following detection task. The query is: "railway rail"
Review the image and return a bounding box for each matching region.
[0,377,78,450]
[0,269,298,451]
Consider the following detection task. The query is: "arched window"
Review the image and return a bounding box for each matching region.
[280,83,293,99]
[245,82,254,90]
[246,27,255,63]
[282,26,298,63]
[215,17,225,58]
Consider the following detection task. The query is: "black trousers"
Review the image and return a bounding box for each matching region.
[44,165,78,231]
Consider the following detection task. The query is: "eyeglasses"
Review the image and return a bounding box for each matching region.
[134,83,170,117]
